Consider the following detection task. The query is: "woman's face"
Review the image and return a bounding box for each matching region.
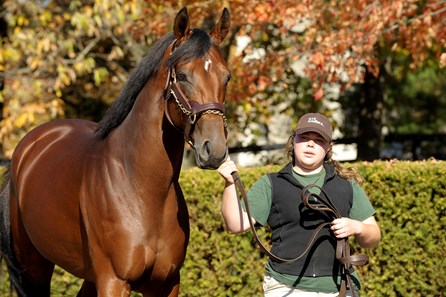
[293,132,331,172]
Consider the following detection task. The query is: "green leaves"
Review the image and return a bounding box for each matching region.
[1,160,445,295]
[356,160,446,296]
[0,0,151,156]
[181,160,446,296]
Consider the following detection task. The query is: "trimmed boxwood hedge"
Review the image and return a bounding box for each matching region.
[1,160,445,296]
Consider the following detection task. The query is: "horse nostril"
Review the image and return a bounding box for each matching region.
[201,140,211,160]
[195,139,228,169]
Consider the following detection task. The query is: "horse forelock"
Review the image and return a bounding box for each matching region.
[167,29,213,67]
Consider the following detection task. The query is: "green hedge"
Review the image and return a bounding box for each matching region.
[1,160,445,296]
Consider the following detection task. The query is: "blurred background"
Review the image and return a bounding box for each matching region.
[1,0,445,167]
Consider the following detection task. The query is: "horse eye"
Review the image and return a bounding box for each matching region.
[224,74,231,86]
[176,72,187,82]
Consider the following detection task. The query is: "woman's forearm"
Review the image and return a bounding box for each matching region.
[221,182,252,233]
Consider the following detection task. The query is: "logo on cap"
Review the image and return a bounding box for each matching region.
[308,117,324,126]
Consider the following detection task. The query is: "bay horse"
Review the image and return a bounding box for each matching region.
[0,7,231,297]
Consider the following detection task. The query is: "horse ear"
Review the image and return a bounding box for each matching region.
[174,7,191,41]
[209,7,231,45]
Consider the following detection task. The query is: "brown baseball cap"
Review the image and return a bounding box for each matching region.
[294,113,332,142]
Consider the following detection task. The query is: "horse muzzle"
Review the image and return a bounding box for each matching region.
[193,137,228,170]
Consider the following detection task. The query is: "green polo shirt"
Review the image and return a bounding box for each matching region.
[244,168,376,292]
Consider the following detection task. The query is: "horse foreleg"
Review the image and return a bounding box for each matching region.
[140,273,180,297]
[162,273,180,297]
[96,276,131,297]
[9,247,55,297]
[163,282,180,297]
[7,189,55,297]
[77,280,97,297]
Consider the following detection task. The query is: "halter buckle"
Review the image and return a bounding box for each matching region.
[190,114,197,125]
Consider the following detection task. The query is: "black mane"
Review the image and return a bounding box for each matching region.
[95,29,213,138]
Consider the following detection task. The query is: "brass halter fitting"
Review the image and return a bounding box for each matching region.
[163,42,227,146]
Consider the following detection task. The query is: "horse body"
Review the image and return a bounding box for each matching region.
[1,7,230,297]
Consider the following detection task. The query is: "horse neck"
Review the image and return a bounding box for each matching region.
[107,79,185,184]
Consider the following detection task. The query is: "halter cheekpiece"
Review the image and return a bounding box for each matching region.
[164,41,227,146]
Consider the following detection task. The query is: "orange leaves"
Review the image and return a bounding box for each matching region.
[1,0,445,157]
[314,88,324,101]
[365,57,380,77]
[0,0,147,156]
[310,52,325,70]
[248,3,272,23]
[381,0,446,68]
[440,53,446,68]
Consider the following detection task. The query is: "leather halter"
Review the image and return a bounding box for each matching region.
[231,172,369,297]
[163,43,227,147]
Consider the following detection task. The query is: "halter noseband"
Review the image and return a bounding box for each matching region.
[163,43,227,146]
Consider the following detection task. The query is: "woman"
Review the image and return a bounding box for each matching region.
[218,113,381,297]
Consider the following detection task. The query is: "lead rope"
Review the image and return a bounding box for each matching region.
[231,172,368,297]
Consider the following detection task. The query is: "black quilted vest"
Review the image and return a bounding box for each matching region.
[267,163,353,277]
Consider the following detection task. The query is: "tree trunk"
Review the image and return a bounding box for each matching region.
[356,68,383,161]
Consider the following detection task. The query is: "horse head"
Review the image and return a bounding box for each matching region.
[164,7,231,170]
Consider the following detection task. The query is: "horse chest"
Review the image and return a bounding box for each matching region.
[83,189,189,281]
[108,238,186,284]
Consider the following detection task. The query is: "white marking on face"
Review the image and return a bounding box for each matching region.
[205,59,212,71]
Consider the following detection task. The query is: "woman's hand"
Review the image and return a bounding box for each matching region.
[217,157,238,184]
[218,157,253,233]
[331,217,361,239]
[331,216,381,248]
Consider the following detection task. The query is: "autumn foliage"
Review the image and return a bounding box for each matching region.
[0,0,445,156]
